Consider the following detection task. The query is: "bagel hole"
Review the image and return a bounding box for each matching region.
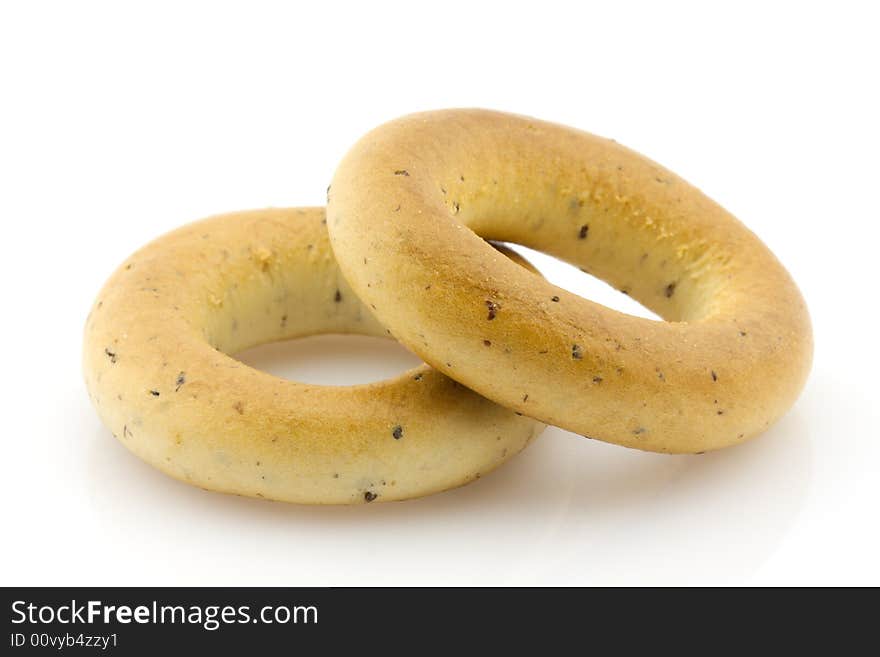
[233,334,423,386]
[498,243,660,320]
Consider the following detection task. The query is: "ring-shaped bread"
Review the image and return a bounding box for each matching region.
[83,207,543,503]
[326,109,812,453]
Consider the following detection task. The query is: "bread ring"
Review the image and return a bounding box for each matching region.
[326,109,813,454]
[82,207,543,504]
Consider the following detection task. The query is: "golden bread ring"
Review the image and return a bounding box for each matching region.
[327,109,812,453]
[83,207,543,503]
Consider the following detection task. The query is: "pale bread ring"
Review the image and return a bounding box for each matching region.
[327,109,812,453]
[83,207,543,503]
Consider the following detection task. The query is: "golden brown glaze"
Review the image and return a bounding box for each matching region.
[83,207,543,503]
[327,110,812,453]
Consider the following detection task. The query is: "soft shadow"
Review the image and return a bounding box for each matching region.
[234,334,422,385]
[83,387,813,584]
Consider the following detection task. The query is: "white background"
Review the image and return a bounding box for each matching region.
[1,1,877,586]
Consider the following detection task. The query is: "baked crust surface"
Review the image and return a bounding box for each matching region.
[327,109,813,453]
[83,207,543,503]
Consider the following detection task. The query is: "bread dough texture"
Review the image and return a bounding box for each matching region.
[83,207,543,503]
[326,109,812,453]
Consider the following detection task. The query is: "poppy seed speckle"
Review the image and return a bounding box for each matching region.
[485,300,499,320]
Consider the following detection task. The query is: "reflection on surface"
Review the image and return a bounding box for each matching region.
[84,397,812,585]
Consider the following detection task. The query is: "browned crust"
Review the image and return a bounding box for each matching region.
[82,207,543,503]
[327,109,813,453]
